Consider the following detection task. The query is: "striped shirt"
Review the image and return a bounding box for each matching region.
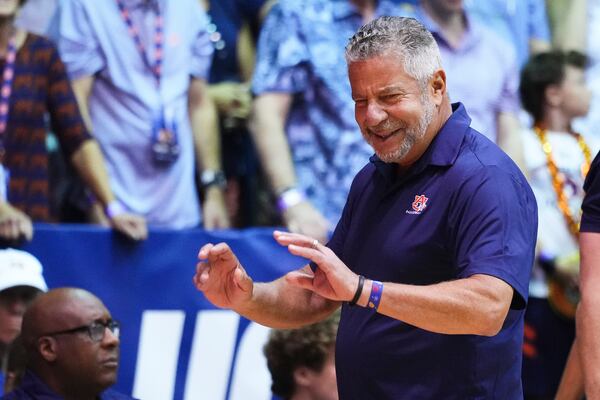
[3,33,90,221]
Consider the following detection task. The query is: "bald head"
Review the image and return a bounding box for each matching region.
[22,288,107,349]
[21,288,120,398]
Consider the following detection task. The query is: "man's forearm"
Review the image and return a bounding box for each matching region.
[549,0,587,52]
[497,112,526,174]
[578,232,600,398]
[71,76,95,132]
[238,275,339,329]
[577,296,600,398]
[249,93,297,193]
[189,79,222,172]
[70,139,115,207]
[354,274,513,336]
[556,338,585,400]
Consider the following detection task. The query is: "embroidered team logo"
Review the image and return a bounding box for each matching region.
[406,194,429,215]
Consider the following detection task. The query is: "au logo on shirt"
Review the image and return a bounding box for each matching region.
[406,194,429,215]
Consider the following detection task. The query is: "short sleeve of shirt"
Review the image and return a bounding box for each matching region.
[581,152,600,232]
[46,40,92,157]
[528,0,551,42]
[450,166,537,309]
[53,0,105,79]
[251,4,310,95]
[189,1,214,79]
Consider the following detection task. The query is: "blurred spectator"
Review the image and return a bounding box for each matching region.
[263,311,339,400]
[560,149,600,399]
[568,0,600,144]
[1,288,133,399]
[0,0,147,243]
[519,50,595,400]
[52,0,229,230]
[201,0,274,227]
[546,0,587,53]
[251,0,403,242]
[2,336,25,394]
[402,0,525,169]
[0,249,47,395]
[465,0,551,67]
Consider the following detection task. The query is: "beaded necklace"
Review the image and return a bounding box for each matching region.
[534,125,591,239]
[0,33,17,164]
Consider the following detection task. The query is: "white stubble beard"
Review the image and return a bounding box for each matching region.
[366,97,436,164]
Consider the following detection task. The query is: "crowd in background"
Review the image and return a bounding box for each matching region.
[0,0,598,399]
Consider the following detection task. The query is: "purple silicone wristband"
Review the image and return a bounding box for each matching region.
[368,280,383,311]
[276,187,305,212]
[105,200,126,219]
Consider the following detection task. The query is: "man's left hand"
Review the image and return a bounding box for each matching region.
[274,230,357,302]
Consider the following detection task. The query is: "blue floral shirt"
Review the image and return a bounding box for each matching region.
[252,0,402,227]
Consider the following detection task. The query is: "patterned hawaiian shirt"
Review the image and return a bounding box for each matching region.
[252,0,401,227]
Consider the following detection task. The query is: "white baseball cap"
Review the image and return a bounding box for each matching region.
[0,248,48,293]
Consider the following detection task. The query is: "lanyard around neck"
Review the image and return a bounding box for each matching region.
[116,0,164,85]
[0,34,17,139]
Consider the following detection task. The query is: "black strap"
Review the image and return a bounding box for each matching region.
[349,275,365,306]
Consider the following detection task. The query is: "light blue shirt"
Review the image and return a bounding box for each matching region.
[409,6,520,142]
[53,0,213,228]
[15,0,58,35]
[465,0,551,67]
[252,0,402,227]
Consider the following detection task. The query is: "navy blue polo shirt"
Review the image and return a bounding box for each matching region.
[581,151,600,232]
[329,103,537,399]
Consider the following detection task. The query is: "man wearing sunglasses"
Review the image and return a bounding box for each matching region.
[1,288,135,399]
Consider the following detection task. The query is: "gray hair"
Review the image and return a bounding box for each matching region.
[345,16,442,89]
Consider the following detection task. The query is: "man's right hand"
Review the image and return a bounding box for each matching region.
[283,200,330,244]
[109,213,148,241]
[0,202,33,242]
[193,243,254,310]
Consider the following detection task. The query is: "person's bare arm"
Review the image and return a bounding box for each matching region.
[189,78,230,229]
[577,232,600,398]
[0,202,32,242]
[194,241,339,328]
[358,274,511,335]
[555,338,585,400]
[71,76,94,132]
[547,0,587,52]
[276,232,514,336]
[249,93,297,195]
[249,94,329,241]
[70,76,147,240]
[497,112,527,175]
[70,140,147,240]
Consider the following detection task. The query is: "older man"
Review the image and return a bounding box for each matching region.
[251,0,403,242]
[194,16,537,398]
[1,288,134,399]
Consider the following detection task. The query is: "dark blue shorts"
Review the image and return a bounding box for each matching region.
[522,297,575,399]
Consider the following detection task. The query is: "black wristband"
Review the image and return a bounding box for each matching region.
[200,170,226,190]
[349,275,365,306]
